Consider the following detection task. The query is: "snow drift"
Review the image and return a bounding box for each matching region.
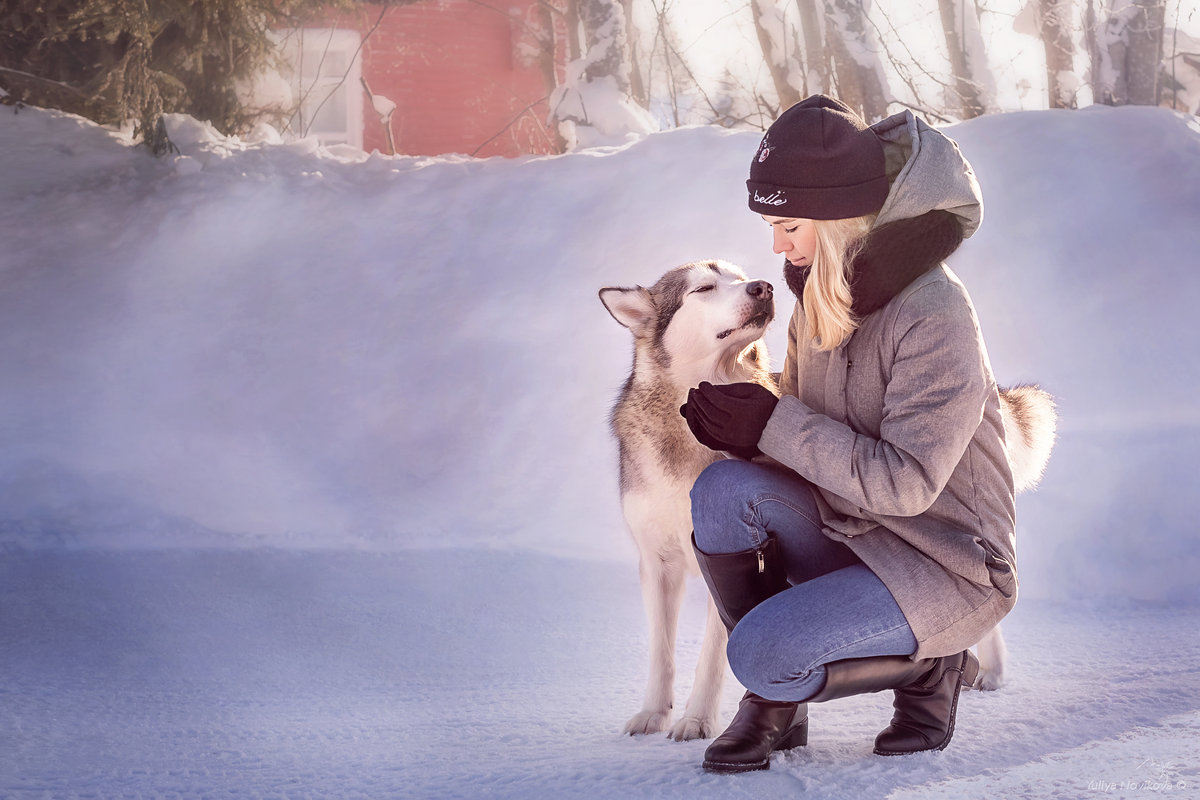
[3,104,1200,800]
[1,104,1199,607]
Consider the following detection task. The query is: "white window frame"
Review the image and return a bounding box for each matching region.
[278,28,364,149]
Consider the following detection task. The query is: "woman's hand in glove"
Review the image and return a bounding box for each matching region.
[679,381,779,460]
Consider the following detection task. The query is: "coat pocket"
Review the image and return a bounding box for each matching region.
[977,537,1016,598]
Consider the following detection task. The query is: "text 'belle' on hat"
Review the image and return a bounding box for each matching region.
[747,95,889,220]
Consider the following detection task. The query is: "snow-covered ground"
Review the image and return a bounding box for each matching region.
[1,105,1198,797]
[2,551,1198,799]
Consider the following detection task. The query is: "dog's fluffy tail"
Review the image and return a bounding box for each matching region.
[998,385,1058,493]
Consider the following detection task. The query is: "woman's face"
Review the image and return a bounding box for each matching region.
[763,215,817,267]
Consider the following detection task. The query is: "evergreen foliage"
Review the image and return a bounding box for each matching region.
[0,0,354,154]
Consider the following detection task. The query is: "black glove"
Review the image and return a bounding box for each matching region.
[679,381,779,460]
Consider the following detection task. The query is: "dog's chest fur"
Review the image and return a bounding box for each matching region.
[611,342,774,498]
[612,378,719,494]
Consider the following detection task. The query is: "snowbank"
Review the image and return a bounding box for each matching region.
[2,106,1200,800]
[1,104,1198,606]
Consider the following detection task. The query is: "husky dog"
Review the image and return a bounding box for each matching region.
[600,259,777,741]
[600,260,1055,739]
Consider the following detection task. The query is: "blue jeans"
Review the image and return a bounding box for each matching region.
[691,459,917,703]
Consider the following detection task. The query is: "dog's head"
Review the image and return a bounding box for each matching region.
[599,260,774,372]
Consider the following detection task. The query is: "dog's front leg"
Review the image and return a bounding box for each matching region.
[624,554,686,736]
[973,623,1008,690]
[668,594,727,741]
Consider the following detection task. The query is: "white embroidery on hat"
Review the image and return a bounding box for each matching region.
[753,189,787,206]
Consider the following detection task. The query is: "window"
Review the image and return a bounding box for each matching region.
[278,28,364,148]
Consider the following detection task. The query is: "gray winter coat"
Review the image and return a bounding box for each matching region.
[757,110,1017,660]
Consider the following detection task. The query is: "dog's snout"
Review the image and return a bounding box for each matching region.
[746,280,773,299]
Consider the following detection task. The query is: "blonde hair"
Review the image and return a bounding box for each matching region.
[804,214,876,351]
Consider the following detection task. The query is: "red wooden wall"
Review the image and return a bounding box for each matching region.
[327,1,564,158]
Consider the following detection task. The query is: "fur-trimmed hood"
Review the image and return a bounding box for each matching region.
[783,110,983,315]
[784,209,965,317]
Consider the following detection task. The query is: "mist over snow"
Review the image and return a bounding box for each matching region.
[3,104,1199,604]
[2,106,1200,799]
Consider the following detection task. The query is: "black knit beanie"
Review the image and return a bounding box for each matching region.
[747,95,889,220]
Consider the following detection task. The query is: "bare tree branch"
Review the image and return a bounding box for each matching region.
[301,5,391,137]
[866,3,953,113]
[472,94,553,156]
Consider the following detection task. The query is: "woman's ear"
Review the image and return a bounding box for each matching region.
[599,286,655,336]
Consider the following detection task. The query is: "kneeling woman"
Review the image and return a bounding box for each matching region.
[681,95,1017,773]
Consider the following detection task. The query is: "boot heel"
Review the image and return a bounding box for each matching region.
[774,716,809,751]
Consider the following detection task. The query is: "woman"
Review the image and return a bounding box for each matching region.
[680,95,1017,773]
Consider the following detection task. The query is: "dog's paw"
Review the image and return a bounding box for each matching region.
[623,709,670,736]
[667,715,716,741]
[972,664,1006,691]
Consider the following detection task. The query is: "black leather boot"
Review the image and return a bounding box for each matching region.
[804,649,979,756]
[874,650,979,755]
[692,534,807,773]
[701,692,808,773]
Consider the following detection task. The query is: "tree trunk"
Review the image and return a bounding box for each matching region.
[826,27,864,116]
[1086,0,1116,105]
[1039,0,1078,108]
[938,0,994,117]
[823,0,888,121]
[565,0,583,63]
[620,0,648,107]
[533,1,568,153]
[550,0,655,145]
[751,0,802,110]
[1125,0,1164,105]
[578,0,633,93]
[794,0,830,96]
[1092,0,1165,106]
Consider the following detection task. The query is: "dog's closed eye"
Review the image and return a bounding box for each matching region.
[692,285,716,294]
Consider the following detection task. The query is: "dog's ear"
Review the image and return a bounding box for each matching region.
[599,286,654,335]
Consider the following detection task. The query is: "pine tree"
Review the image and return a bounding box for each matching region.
[0,0,356,154]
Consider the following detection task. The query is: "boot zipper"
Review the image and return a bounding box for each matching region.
[757,550,765,573]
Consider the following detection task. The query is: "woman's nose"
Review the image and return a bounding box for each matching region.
[772,227,790,254]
